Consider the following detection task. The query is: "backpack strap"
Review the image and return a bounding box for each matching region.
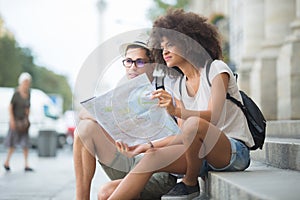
[206,60,212,87]
[179,75,184,97]
[226,93,245,112]
[156,75,179,124]
[155,76,165,90]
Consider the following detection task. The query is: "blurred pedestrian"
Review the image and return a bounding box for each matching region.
[3,72,34,172]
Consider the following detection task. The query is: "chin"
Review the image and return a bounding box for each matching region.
[166,62,175,68]
[128,74,139,79]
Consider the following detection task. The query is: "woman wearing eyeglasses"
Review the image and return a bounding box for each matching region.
[74,40,177,200]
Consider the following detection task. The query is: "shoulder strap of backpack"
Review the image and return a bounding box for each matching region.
[179,75,184,97]
[155,75,165,90]
[206,60,212,87]
[205,61,243,107]
[226,93,246,112]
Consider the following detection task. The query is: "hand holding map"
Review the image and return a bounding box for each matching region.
[81,74,180,146]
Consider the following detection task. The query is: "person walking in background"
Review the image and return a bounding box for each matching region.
[3,72,34,172]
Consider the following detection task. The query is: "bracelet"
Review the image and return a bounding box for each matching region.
[148,141,154,148]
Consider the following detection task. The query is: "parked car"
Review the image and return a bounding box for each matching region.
[0,87,66,148]
[63,110,76,145]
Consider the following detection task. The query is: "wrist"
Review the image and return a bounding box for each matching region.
[148,141,154,149]
[174,107,181,118]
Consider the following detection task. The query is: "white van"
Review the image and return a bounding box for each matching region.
[0,87,67,147]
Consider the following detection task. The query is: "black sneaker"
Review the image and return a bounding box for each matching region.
[24,167,34,172]
[161,181,200,200]
[3,164,10,171]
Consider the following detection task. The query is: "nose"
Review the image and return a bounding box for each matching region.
[162,48,169,55]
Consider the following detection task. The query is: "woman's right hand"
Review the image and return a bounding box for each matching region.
[151,89,176,116]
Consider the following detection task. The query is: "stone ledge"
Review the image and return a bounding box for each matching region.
[251,137,300,171]
[266,120,300,138]
[205,161,300,200]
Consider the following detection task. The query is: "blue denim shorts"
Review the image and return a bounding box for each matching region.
[199,137,250,177]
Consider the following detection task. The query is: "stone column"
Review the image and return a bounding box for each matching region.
[277,0,300,119]
[251,0,296,120]
[239,0,264,93]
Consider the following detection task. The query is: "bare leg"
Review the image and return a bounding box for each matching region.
[73,119,118,200]
[23,147,29,168]
[182,117,231,186]
[107,117,232,199]
[74,133,96,200]
[97,179,135,200]
[4,147,15,167]
[108,145,187,200]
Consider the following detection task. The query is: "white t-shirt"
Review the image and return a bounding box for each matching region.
[174,60,255,148]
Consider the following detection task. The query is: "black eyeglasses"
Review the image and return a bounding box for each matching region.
[122,58,148,68]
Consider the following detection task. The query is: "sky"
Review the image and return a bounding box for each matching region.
[0,0,153,89]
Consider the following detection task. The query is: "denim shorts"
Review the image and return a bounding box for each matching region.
[199,137,251,177]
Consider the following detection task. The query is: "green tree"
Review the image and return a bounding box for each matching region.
[147,0,190,21]
[0,35,72,112]
[20,47,36,76]
[31,66,72,111]
[0,36,23,86]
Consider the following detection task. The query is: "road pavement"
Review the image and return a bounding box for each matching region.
[0,146,109,200]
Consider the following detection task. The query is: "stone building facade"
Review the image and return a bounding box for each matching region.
[189,0,300,120]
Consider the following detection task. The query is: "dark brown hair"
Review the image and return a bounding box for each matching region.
[125,44,152,61]
[149,8,223,77]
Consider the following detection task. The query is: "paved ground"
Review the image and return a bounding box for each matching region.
[0,145,109,200]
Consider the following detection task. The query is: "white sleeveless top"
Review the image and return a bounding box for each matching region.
[174,60,254,148]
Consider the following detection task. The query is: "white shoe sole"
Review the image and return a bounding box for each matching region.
[161,192,200,200]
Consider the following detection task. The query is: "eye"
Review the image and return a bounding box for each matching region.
[122,58,133,67]
[135,59,146,67]
[167,42,173,48]
[125,58,133,64]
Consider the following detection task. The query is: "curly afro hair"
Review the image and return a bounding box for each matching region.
[149,8,223,77]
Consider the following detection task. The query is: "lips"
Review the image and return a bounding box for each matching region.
[128,73,139,79]
[164,56,171,62]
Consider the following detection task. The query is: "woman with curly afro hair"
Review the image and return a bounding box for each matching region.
[98,9,254,200]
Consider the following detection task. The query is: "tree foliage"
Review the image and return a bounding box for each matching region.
[147,0,190,21]
[0,35,72,112]
[0,36,23,86]
[146,1,232,68]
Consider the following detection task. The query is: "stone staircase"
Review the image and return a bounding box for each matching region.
[198,120,300,200]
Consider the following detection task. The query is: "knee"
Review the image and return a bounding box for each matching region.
[76,119,98,140]
[97,189,108,200]
[77,119,97,134]
[97,183,114,200]
[182,117,201,137]
[182,117,208,142]
[73,119,99,155]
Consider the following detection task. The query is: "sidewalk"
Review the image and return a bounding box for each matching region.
[0,146,109,200]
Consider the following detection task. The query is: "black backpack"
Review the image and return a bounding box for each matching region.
[179,63,267,150]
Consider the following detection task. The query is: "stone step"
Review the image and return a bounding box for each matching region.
[251,137,300,171]
[266,120,300,139]
[203,161,300,200]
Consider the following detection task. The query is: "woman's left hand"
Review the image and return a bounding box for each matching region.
[116,141,150,158]
[151,89,175,115]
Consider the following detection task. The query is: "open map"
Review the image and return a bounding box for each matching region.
[81,74,180,146]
